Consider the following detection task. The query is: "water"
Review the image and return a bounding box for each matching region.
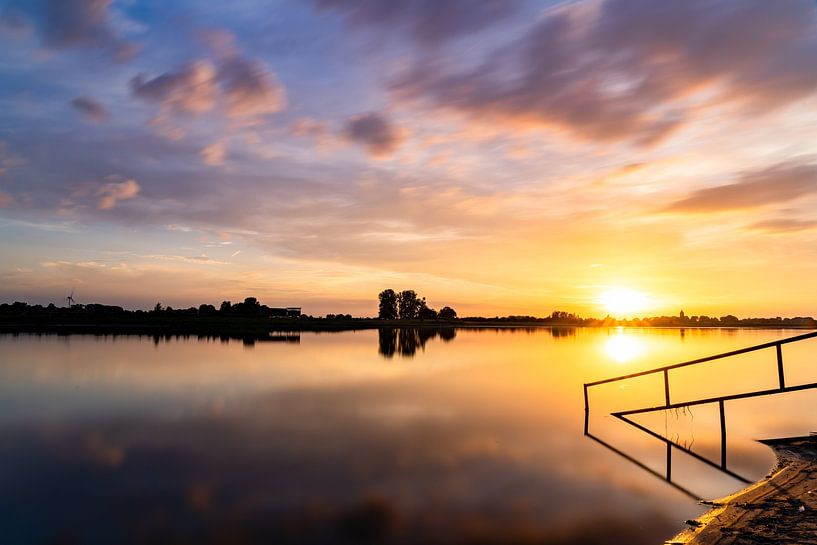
[0,327,815,545]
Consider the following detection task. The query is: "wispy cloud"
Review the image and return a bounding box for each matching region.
[389,0,817,145]
[1,0,137,60]
[200,141,226,166]
[664,162,817,213]
[97,179,140,210]
[313,0,521,46]
[747,218,817,233]
[70,96,109,123]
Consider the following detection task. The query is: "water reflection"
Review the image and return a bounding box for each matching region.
[603,331,646,363]
[0,329,814,544]
[586,328,817,507]
[377,326,585,359]
[377,327,456,358]
[0,366,677,545]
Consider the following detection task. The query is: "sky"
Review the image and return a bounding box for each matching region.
[2,0,817,318]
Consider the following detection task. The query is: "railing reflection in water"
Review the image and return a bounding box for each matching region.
[584,330,817,500]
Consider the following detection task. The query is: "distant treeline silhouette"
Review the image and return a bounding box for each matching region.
[457,310,817,328]
[0,298,310,336]
[0,297,301,318]
[1,300,815,332]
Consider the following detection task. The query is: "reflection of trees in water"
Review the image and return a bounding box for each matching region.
[549,327,576,339]
[378,327,457,358]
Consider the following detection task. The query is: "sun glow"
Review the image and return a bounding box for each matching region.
[604,331,645,363]
[598,287,650,317]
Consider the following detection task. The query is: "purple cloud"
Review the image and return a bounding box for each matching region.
[390,0,817,145]
[313,0,520,45]
[1,0,137,61]
[343,112,404,157]
[217,55,286,119]
[70,96,109,123]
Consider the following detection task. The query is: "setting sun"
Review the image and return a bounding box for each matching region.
[598,288,650,317]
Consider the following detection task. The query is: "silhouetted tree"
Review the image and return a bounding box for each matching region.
[438,306,457,320]
[219,300,232,313]
[231,297,262,314]
[417,302,437,320]
[397,290,420,319]
[378,289,398,320]
[153,302,163,313]
[198,304,216,315]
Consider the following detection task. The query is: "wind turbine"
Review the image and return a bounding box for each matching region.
[66,289,76,308]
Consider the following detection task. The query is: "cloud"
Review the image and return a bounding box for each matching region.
[0,191,14,207]
[343,112,404,157]
[390,0,817,145]
[97,179,140,210]
[200,141,226,166]
[0,141,26,177]
[198,28,238,58]
[217,55,286,119]
[131,60,219,116]
[664,162,817,213]
[70,96,108,123]
[131,55,285,124]
[290,117,328,139]
[1,0,137,61]
[313,0,521,45]
[747,218,817,233]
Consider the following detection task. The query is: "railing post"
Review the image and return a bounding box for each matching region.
[776,344,786,390]
[663,369,671,406]
[719,399,727,469]
[666,443,672,481]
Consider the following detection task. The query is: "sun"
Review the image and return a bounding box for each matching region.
[598,287,649,317]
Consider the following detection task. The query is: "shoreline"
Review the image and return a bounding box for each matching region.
[0,321,815,338]
[671,435,817,544]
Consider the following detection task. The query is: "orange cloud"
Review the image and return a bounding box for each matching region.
[200,141,226,166]
[97,179,140,210]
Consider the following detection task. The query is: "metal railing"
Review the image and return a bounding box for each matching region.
[583,330,817,488]
[584,330,817,414]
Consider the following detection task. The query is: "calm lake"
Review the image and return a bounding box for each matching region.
[1,327,815,545]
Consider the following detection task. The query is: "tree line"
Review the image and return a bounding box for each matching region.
[377,289,457,320]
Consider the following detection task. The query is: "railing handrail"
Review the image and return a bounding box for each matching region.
[584,329,817,388]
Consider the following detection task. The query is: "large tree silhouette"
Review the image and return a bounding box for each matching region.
[397,290,420,320]
[378,289,398,319]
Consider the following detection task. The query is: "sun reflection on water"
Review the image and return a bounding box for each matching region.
[603,330,646,363]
